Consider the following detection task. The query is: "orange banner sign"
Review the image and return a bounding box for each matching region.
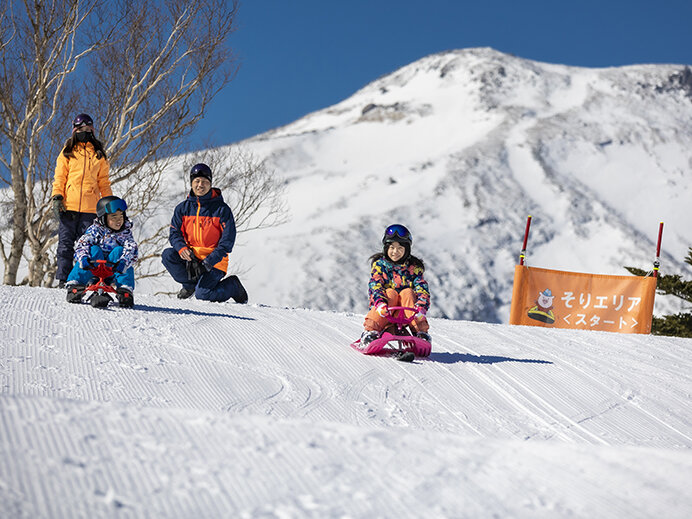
[509,265,656,334]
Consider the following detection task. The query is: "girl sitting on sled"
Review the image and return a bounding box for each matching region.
[360,224,431,349]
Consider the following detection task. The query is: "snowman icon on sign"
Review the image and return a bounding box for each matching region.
[527,288,556,324]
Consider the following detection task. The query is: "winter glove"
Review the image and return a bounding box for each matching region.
[78,256,92,270]
[414,306,427,321]
[201,259,213,272]
[375,302,389,318]
[114,260,127,273]
[52,195,66,219]
[185,255,205,282]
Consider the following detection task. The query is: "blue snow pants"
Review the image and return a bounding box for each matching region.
[66,245,135,289]
[161,247,241,302]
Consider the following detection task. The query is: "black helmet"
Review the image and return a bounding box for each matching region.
[190,163,212,182]
[96,196,127,226]
[382,224,412,263]
[382,224,412,245]
[72,113,94,129]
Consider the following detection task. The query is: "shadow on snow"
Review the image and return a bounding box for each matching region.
[428,352,553,365]
[130,304,256,320]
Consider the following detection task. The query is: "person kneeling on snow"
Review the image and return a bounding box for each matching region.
[65,196,139,307]
[161,163,248,303]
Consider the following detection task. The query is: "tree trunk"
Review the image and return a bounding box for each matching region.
[5,155,27,286]
[27,246,46,287]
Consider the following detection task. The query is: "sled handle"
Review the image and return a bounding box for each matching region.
[384,306,419,326]
[89,259,116,279]
[87,258,116,268]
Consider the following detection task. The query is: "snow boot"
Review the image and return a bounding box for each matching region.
[229,275,248,304]
[416,331,432,345]
[177,287,195,299]
[359,330,380,350]
[116,287,134,308]
[66,283,86,303]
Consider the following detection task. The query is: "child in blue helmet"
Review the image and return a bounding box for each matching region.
[360,224,431,349]
[65,196,139,307]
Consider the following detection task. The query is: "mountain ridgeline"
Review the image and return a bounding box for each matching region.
[225,48,692,323]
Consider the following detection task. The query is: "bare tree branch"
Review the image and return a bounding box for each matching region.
[185,146,289,233]
[0,0,240,286]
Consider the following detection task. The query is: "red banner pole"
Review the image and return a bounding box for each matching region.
[519,215,532,266]
[653,222,664,278]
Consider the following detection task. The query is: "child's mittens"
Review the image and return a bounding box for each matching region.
[414,306,427,321]
[114,260,127,273]
[78,256,92,270]
[375,302,389,317]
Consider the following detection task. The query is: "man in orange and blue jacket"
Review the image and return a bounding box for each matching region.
[161,163,248,303]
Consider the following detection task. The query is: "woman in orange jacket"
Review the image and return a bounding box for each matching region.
[51,114,112,287]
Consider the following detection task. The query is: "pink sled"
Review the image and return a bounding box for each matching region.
[350,306,431,358]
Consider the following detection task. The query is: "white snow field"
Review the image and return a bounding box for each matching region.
[1,285,691,518]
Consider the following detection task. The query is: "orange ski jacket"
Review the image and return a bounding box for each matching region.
[52,142,112,214]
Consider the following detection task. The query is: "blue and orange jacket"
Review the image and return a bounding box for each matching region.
[368,257,431,311]
[169,188,236,273]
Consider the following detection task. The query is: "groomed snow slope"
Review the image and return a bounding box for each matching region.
[1,286,691,518]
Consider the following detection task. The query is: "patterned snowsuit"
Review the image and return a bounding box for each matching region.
[67,219,139,289]
[365,257,431,333]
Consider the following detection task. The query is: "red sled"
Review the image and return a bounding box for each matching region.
[84,260,119,308]
[350,306,431,358]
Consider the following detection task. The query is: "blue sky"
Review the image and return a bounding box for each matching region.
[190,0,692,150]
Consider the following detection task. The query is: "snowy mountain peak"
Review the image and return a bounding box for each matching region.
[267,48,691,140]
[146,49,692,324]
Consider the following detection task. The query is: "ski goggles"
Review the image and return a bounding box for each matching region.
[103,198,127,214]
[72,114,94,133]
[383,224,412,242]
[72,114,93,127]
[72,124,94,134]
